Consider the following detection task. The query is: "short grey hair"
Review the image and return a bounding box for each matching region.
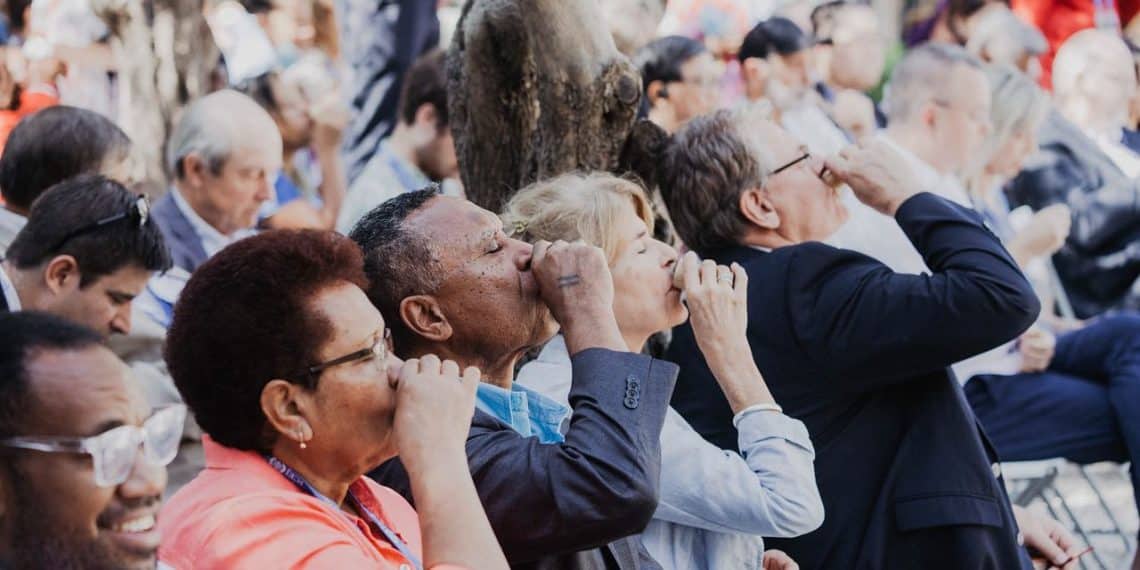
[166,90,267,180]
[966,7,1047,66]
[883,43,984,123]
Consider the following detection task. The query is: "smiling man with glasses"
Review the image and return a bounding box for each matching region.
[1,175,172,337]
[0,311,174,569]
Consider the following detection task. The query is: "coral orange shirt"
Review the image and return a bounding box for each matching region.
[159,437,465,570]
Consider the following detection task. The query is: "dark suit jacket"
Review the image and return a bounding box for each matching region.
[1007,111,1140,318]
[150,193,209,274]
[669,194,1039,569]
[371,348,678,569]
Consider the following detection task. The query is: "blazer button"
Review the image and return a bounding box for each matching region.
[991,463,1002,479]
[624,395,640,409]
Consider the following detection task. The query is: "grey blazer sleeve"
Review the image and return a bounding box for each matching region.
[467,348,678,563]
[370,348,678,565]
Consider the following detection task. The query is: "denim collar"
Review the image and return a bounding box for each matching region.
[475,382,570,444]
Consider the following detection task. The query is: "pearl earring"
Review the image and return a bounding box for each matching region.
[298,430,308,449]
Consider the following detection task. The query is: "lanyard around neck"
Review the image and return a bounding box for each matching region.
[266,456,424,570]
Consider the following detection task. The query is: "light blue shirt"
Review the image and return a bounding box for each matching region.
[475,382,570,444]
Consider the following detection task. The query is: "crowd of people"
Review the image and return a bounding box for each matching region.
[0,0,1139,569]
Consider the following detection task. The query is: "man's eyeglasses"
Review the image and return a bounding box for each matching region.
[0,404,186,487]
[50,195,150,253]
[771,152,811,176]
[304,328,393,379]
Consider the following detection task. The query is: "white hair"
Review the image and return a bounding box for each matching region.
[1052,28,1133,98]
[883,43,984,123]
[166,90,276,179]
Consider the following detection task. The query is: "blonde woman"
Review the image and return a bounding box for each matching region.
[504,172,823,570]
[958,67,1140,570]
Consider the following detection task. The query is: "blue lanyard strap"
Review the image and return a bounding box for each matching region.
[267,456,424,570]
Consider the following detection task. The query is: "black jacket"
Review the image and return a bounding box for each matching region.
[371,348,678,569]
[669,194,1039,569]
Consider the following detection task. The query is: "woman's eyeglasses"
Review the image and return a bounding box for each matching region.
[0,404,187,487]
[304,328,394,378]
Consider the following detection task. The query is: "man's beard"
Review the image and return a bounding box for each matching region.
[2,473,135,570]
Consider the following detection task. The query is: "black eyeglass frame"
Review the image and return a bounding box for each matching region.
[771,152,811,176]
[49,195,151,253]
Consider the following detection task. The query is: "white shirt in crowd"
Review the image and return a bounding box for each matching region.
[1090,127,1140,179]
[826,134,1025,383]
[516,335,824,570]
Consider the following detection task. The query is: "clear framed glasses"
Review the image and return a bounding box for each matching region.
[305,328,394,378]
[0,404,186,487]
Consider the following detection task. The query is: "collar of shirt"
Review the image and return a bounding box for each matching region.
[879,134,971,207]
[0,265,21,311]
[376,141,431,192]
[475,382,570,444]
[170,187,256,258]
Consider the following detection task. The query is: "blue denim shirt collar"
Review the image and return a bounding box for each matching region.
[475,382,569,444]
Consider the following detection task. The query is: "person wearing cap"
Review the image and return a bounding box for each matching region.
[740,17,851,156]
[0,174,171,337]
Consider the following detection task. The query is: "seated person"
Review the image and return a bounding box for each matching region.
[0,311,178,569]
[504,172,822,570]
[634,35,722,134]
[660,103,1083,569]
[962,65,1140,570]
[336,50,460,234]
[154,90,280,276]
[809,1,888,132]
[1007,29,1140,317]
[1,175,171,335]
[827,43,988,272]
[0,105,134,250]
[739,17,850,156]
[350,190,679,569]
[158,230,508,569]
[238,69,348,230]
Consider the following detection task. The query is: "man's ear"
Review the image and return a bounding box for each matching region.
[414,103,441,131]
[180,153,210,188]
[400,295,453,342]
[42,255,81,296]
[739,187,780,230]
[647,80,669,105]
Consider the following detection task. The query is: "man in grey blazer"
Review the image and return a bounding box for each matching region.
[124,90,281,494]
[353,189,677,569]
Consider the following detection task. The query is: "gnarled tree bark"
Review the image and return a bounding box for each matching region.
[94,0,219,187]
[448,0,645,213]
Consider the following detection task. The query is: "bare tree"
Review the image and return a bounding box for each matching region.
[448,0,646,213]
[94,0,219,186]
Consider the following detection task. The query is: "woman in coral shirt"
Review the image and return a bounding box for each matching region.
[157,230,508,570]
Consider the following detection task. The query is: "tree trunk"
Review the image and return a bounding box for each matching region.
[448,0,644,213]
[94,0,219,188]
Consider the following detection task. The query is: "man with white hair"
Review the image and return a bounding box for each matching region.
[153,90,283,274]
[1007,29,1140,317]
[115,90,283,493]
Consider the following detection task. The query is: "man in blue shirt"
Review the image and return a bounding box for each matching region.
[353,188,678,569]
